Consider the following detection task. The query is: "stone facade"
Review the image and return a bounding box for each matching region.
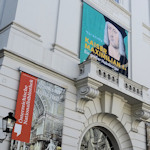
[0,0,150,150]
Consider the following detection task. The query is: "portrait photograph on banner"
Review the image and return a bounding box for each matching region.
[80,2,128,77]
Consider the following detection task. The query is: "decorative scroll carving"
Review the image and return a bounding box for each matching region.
[132,104,150,132]
[75,78,102,113]
[77,86,99,113]
[79,86,99,100]
[134,110,150,120]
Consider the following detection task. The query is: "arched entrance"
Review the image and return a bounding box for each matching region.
[78,113,133,150]
[80,126,119,150]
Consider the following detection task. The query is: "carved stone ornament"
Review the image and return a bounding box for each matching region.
[79,86,99,100]
[134,110,150,120]
[77,85,100,113]
[132,104,150,132]
[75,78,102,113]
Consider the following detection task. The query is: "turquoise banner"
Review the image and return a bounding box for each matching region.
[80,3,128,77]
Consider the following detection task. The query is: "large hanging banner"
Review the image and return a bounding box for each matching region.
[12,72,37,143]
[80,2,128,77]
[11,72,66,150]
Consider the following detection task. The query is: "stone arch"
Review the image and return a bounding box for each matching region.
[78,113,133,150]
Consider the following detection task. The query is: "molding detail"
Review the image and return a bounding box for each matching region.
[53,43,79,61]
[134,110,150,120]
[124,80,143,97]
[75,77,102,113]
[79,86,99,101]
[97,66,119,85]
[77,86,99,113]
[77,59,149,105]
[0,49,74,87]
[132,103,150,132]
[143,23,150,31]
[109,0,130,15]
[101,92,127,118]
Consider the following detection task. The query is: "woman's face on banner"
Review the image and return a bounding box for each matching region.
[107,23,119,49]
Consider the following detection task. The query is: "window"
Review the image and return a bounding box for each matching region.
[112,0,130,11]
[80,126,120,150]
[114,0,119,3]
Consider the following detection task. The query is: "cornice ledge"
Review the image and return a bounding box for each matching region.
[75,77,103,113]
[109,0,131,16]
[132,103,150,132]
[12,21,42,42]
[0,49,74,84]
[143,23,150,31]
[84,0,131,16]
[53,43,79,61]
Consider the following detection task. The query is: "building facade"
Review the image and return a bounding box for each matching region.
[0,0,150,150]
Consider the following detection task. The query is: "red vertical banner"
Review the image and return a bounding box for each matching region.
[12,72,37,143]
